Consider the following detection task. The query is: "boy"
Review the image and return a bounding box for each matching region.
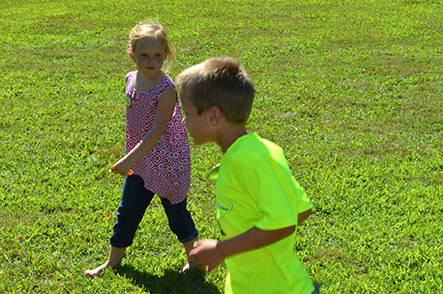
[176,57,318,294]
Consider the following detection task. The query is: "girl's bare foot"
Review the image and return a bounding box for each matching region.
[84,262,110,277]
[182,238,199,272]
[85,246,126,278]
[181,260,199,272]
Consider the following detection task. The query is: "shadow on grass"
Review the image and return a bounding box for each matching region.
[116,264,221,294]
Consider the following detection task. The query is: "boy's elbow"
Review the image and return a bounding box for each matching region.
[275,225,296,241]
[298,209,312,225]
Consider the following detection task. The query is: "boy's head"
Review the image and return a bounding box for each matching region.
[176,57,255,126]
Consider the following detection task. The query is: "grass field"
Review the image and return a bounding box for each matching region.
[0,0,442,293]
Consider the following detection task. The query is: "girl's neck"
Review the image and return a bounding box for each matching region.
[134,70,166,92]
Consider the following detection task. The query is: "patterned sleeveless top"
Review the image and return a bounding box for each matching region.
[125,71,191,204]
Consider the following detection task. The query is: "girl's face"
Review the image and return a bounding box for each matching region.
[131,37,167,78]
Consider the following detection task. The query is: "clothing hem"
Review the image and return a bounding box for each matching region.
[178,230,199,243]
[109,240,131,248]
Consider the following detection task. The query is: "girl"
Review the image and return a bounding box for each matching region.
[85,21,198,277]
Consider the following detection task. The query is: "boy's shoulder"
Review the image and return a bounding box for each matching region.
[221,133,287,177]
[226,133,283,161]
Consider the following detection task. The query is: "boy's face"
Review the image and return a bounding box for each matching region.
[180,97,211,145]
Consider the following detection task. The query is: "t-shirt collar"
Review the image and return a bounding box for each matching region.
[209,132,258,181]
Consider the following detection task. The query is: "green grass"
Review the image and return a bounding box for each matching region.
[1,0,442,293]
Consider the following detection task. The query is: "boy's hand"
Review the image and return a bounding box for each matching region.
[189,239,225,273]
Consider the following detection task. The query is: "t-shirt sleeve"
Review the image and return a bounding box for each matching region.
[292,177,312,214]
[241,157,301,231]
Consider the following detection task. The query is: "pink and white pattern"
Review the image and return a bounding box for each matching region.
[125,71,191,204]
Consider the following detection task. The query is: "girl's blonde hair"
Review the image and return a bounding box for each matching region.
[128,21,176,71]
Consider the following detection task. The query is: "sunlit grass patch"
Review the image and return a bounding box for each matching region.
[1,0,442,293]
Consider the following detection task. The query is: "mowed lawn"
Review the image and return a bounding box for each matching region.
[0,0,442,293]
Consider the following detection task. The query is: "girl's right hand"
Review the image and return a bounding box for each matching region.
[111,162,133,176]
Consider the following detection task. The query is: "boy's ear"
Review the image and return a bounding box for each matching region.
[207,106,223,125]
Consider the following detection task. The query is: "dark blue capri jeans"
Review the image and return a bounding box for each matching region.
[110,175,198,248]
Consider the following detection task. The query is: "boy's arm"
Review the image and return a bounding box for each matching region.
[190,209,312,272]
[189,225,295,272]
[298,208,312,225]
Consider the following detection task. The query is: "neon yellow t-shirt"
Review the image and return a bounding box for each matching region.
[211,132,314,294]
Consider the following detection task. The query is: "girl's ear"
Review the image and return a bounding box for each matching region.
[128,49,135,59]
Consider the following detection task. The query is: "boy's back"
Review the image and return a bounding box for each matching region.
[212,132,314,294]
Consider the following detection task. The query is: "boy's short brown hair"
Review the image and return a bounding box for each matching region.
[176,57,255,125]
